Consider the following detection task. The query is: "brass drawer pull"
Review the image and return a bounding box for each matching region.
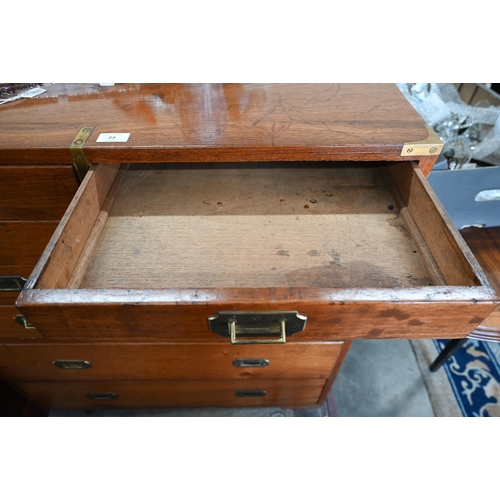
[208,311,307,344]
[14,315,36,329]
[53,360,92,370]
[87,393,118,400]
[233,358,270,368]
[236,390,267,398]
[0,276,27,292]
[229,318,286,344]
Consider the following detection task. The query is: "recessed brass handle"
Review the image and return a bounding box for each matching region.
[53,360,92,370]
[87,393,118,400]
[229,318,286,344]
[236,390,267,398]
[208,311,306,344]
[233,358,270,368]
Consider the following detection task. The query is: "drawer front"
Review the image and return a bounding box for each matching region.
[0,306,44,341]
[17,301,498,343]
[0,165,79,220]
[0,221,58,267]
[0,342,344,382]
[16,379,327,411]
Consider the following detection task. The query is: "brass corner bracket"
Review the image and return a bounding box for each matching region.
[401,125,443,157]
[70,126,95,179]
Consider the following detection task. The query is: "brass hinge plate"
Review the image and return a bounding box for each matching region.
[401,125,443,157]
[70,126,95,179]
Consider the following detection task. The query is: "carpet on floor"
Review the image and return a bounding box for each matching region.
[411,338,500,417]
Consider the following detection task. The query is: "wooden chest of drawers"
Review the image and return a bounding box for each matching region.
[1,83,498,412]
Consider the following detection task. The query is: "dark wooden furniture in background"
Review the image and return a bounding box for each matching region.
[0,83,498,414]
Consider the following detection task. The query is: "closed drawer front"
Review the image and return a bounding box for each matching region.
[16,379,327,411]
[0,221,58,267]
[0,342,344,382]
[0,306,44,341]
[0,165,79,220]
[16,162,499,342]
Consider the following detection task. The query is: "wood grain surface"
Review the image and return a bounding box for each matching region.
[0,84,432,166]
[0,342,343,382]
[0,165,79,220]
[0,306,44,341]
[14,293,497,342]
[15,378,326,411]
[16,161,498,343]
[384,163,484,287]
[0,221,59,267]
[80,165,431,289]
[36,163,121,289]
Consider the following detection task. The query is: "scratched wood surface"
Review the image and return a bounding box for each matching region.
[15,291,498,342]
[79,165,431,289]
[0,83,431,165]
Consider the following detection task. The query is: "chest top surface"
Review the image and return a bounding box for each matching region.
[0,83,430,165]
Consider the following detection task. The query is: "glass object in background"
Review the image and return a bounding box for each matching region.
[397,83,500,169]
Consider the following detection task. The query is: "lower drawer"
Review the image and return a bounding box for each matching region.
[16,379,327,411]
[0,342,344,381]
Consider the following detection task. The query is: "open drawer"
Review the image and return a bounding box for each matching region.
[16,161,499,342]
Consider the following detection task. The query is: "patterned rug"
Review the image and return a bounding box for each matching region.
[411,338,500,417]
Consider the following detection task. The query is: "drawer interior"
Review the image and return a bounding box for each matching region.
[34,161,483,291]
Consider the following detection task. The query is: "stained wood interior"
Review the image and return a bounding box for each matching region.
[71,163,437,289]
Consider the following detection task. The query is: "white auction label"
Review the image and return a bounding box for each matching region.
[96,133,130,143]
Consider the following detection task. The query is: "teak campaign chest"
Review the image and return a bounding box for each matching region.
[0,83,498,412]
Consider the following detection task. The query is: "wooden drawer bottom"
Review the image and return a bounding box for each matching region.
[16,379,327,411]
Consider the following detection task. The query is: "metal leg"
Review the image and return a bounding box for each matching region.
[430,338,468,372]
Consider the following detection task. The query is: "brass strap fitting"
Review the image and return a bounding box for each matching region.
[70,126,95,179]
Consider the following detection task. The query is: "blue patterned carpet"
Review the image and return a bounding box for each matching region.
[433,339,500,417]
